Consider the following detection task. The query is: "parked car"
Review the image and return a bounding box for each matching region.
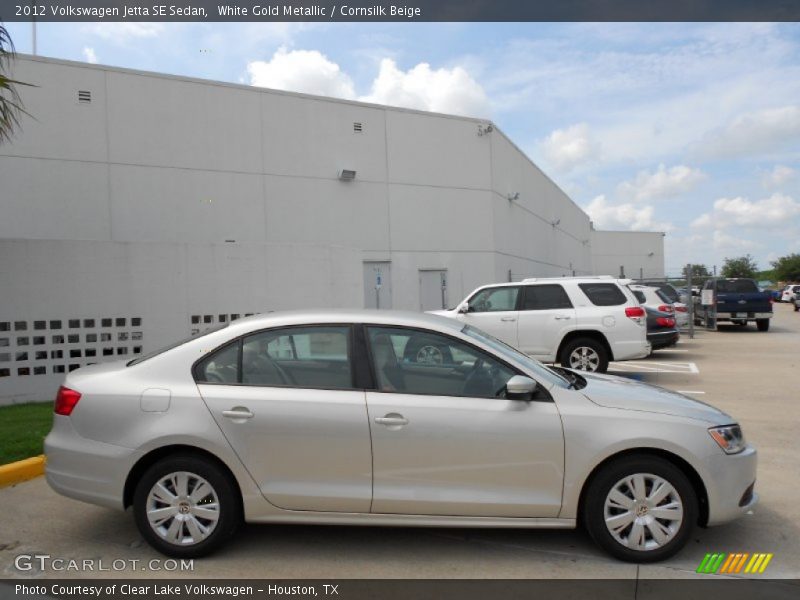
[45,309,758,562]
[698,278,773,331]
[430,276,649,373]
[794,294,800,312]
[644,305,680,350]
[781,284,800,303]
[628,284,689,329]
[636,280,689,306]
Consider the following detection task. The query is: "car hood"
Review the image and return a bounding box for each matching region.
[577,371,733,424]
[427,309,455,317]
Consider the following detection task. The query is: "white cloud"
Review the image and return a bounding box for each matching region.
[691,192,800,229]
[246,51,488,117]
[584,195,670,232]
[540,123,599,171]
[761,164,796,188]
[696,105,800,160]
[85,23,164,40]
[360,59,489,117]
[617,164,705,202]
[247,47,356,99]
[712,230,759,251]
[82,47,98,64]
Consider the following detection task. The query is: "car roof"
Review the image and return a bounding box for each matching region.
[221,308,466,334]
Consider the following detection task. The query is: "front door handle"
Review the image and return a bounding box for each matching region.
[222,407,254,420]
[375,413,409,428]
[501,317,517,322]
[554,315,573,320]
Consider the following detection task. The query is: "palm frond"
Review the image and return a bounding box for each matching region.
[0,22,32,144]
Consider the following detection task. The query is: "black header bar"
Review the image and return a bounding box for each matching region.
[2,1,799,23]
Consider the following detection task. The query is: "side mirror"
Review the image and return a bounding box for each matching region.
[505,375,538,400]
[457,302,470,314]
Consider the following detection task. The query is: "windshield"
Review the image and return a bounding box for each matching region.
[462,325,570,389]
[127,323,229,366]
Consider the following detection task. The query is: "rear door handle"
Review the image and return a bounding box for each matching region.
[501,317,517,322]
[554,315,572,320]
[222,407,254,420]
[375,413,409,427]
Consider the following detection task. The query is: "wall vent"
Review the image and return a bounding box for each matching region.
[353,122,363,132]
[77,90,92,104]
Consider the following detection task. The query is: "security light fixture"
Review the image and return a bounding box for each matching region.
[338,169,357,181]
[551,218,561,227]
[648,251,655,257]
[477,124,494,136]
[507,192,520,202]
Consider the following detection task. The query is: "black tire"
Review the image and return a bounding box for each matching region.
[756,319,770,332]
[559,337,609,373]
[794,305,799,312]
[583,455,697,563]
[403,336,453,365]
[133,454,241,558]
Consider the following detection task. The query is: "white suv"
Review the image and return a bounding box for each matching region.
[430,276,649,373]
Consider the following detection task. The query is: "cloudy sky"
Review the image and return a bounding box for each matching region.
[6,21,800,276]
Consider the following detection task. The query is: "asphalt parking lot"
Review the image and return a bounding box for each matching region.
[2,304,799,581]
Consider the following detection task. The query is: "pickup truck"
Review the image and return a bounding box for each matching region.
[697,278,773,331]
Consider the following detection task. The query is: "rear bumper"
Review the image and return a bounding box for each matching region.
[647,330,680,349]
[611,339,650,361]
[44,415,135,510]
[716,312,772,321]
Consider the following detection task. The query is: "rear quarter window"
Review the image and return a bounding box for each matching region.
[579,283,627,306]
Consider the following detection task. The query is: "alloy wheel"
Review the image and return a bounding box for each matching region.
[568,346,600,371]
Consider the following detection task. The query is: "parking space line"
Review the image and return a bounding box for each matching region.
[608,361,699,374]
[676,390,706,394]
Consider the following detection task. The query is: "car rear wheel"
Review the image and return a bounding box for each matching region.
[560,338,609,373]
[133,454,241,558]
[583,455,697,562]
[756,319,770,332]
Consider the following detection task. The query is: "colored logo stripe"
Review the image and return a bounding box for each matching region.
[698,552,773,574]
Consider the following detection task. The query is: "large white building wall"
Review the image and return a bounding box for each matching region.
[591,230,666,279]
[0,239,362,403]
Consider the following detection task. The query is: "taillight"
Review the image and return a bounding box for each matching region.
[675,305,688,312]
[658,304,674,313]
[656,317,675,327]
[625,306,646,325]
[54,386,81,416]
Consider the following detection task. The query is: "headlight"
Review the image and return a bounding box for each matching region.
[708,425,746,454]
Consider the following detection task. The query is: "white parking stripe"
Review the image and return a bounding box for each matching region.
[676,390,706,394]
[608,361,700,374]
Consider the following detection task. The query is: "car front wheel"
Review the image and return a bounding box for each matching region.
[133,454,241,558]
[583,455,697,562]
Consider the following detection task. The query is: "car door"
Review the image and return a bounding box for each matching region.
[516,284,576,359]
[196,325,373,513]
[457,285,521,348]
[364,326,564,518]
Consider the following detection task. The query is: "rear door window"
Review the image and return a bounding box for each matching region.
[578,283,627,306]
[522,285,573,310]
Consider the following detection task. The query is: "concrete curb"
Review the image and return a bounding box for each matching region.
[0,455,46,488]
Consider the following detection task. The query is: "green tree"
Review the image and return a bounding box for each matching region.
[720,254,758,279]
[682,264,710,279]
[0,23,29,144]
[771,253,800,282]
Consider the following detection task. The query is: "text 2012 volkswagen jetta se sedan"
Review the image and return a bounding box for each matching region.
[45,310,757,562]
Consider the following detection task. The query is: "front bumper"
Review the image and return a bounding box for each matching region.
[704,444,758,526]
[44,415,136,510]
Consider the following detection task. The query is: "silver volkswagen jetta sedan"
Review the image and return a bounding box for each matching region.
[45,310,757,562]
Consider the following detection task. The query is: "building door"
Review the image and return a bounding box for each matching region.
[419,269,448,311]
[363,262,392,309]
